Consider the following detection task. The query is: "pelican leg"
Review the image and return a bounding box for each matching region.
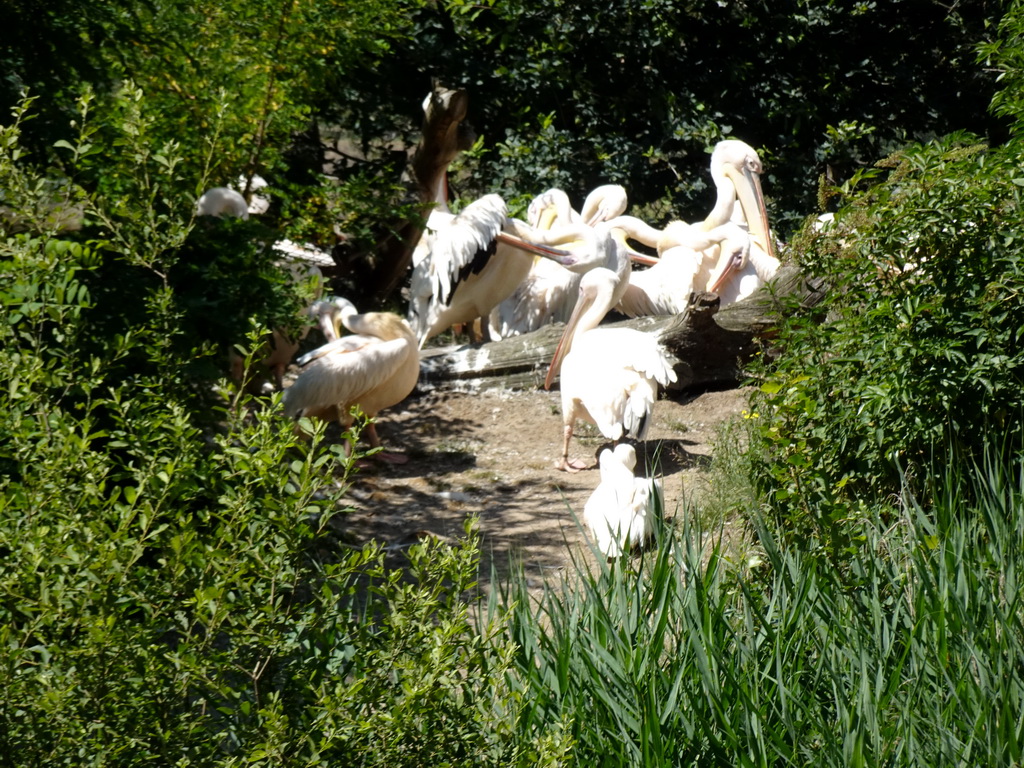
[365,421,409,465]
[555,423,590,472]
[271,364,286,391]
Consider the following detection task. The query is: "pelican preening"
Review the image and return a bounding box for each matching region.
[613,139,780,315]
[406,193,579,347]
[584,443,661,558]
[545,267,677,472]
[488,187,584,339]
[615,220,752,317]
[283,297,420,462]
[489,184,653,339]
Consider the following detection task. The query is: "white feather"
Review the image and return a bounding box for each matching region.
[584,444,661,557]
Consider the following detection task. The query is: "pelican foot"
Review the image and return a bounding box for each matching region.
[555,457,591,473]
[375,451,410,465]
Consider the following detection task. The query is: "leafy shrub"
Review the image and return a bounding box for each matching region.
[0,93,518,767]
[749,130,1024,552]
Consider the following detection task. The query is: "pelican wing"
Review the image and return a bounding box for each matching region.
[283,336,414,418]
[272,239,335,267]
[615,245,708,318]
[426,194,507,305]
[407,196,507,343]
[489,256,580,338]
[197,187,249,219]
[563,328,677,441]
[295,334,379,367]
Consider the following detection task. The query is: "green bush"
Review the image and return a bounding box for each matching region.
[748,131,1024,552]
[0,209,518,768]
[0,93,519,767]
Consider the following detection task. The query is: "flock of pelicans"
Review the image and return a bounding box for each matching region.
[198,139,779,558]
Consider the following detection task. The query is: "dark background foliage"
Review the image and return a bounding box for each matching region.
[1,1,1008,245]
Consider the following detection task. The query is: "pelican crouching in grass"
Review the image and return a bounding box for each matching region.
[584,443,662,558]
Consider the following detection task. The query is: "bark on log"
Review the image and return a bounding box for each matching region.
[418,264,827,392]
[368,83,475,301]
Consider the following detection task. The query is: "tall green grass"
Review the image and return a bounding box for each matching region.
[501,446,1024,766]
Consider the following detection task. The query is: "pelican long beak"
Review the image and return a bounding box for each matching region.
[496,231,576,266]
[727,164,776,261]
[627,247,660,266]
[708,246,746,295]
[544,290,591,390]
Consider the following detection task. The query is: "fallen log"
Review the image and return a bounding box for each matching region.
[418,264,826,392]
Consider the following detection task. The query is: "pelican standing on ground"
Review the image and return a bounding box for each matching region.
[545,267,677,472]
[584,443,662,558]
[283,296,419,462]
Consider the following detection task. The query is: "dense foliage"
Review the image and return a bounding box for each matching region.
[0,1,1008,286]
[376,0,1005,235]
[749,74,1024,553]
[0,97,524,764]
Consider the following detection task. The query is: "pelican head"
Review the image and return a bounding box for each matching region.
[528,189,575,230]
[610,442,638,473]
[310,296,357,342]
[708,140,775,262]
[581,184,628,226]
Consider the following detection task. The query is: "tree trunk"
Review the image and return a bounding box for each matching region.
[418,264,827,392]
[368,83,475,301]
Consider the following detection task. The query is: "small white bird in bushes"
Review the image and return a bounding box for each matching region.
[584,443,661,558]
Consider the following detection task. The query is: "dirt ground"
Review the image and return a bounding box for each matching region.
[333,379,752,589]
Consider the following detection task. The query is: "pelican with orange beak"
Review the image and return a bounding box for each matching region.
[544,267,676,472]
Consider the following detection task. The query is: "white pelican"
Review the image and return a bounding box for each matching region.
[197,175,271,218]
[283,296,419,462]
[406,193,576,347]
[584,443,661,558]
[489,184,642,339]
[197,187,250,219]
[614,220,751,317]
[692,139,779,304]
[545,267,677,472]
[611,139,779,315]
[197,186,328,388]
